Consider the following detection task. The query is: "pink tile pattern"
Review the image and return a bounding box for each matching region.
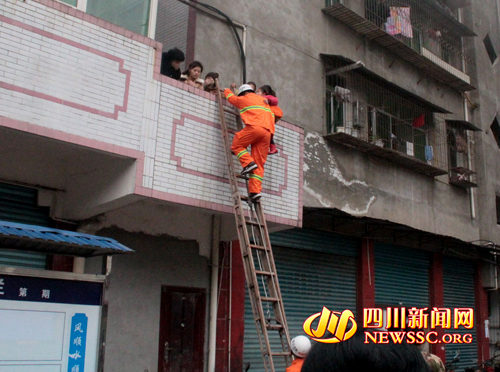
[170,112,288,197]
[0,14,131,120]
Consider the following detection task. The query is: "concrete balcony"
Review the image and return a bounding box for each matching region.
[0,0,304,227]
[323,0,475,92]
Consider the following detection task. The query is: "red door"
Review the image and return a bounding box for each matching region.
[158,286,206,372]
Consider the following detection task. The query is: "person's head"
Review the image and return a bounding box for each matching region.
[257,84,276,97]
[301,330,429,372]
[246,81,257,91]
[204,72,219,89]
[237,84,255,96]
[183,61,203,80]
[290,336,312,359]
[165,47,185,70]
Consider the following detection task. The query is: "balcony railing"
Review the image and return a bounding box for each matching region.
[323,0,476,92]
[324,66,449,177]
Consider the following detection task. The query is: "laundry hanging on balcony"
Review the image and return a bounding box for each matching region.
[412,114,425,128]
[385,7,413,38]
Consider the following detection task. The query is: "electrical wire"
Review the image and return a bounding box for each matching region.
[188,1,247,82]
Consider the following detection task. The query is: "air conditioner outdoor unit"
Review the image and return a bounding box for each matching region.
[352,100,366,128]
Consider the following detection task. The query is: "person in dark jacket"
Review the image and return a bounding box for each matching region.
[160,47,185,80]
[301,330,430,372]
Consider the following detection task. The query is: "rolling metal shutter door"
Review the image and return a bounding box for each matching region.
[243,230,358,371]
[0,183,50,269]
[443,257,477,370]
[375,242,429,307]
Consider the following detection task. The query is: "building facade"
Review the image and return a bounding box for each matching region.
[0,0,500,371]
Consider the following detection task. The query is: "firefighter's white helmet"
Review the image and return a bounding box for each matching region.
[237,84,255,96]
[290,335,311,358]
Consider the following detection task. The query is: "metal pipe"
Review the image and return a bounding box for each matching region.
[208,215,221,372]
[325,61,365,76]
[464,96,476,219]
[461,27,476,220]
[227,241,233,372]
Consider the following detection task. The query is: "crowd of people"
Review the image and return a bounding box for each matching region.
[161,47,283,201]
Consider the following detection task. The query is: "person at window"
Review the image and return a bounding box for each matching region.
[203,72,220,95]
[160,47,185,80]
[180,61,204,89]
[256,85,282,155]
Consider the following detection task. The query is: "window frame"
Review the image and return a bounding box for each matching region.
[56,0,158,38]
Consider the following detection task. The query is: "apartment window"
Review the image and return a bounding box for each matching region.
[56,0,153,36]
[59,0,77,6]
[491,118,500,148]
[484,34,498,64]
[496,196,500,224]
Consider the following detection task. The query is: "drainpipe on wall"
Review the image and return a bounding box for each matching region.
[208,215,221,372]
[459,9,476,220]
[464,95,476,220]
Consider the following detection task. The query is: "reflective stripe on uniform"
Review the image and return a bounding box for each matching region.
[226,93,234,98]
[239,105,273,114]
[237,150,249,159]
[249,174,263,182]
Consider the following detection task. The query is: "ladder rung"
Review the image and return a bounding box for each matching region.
[261,297,279,302]
[266,324,283,330]
[263,350,292,356]
[255,270,273,276]
[250,244,268,251]
[236,174,249,180]
[270,352,292,357]
[244,220,264,227]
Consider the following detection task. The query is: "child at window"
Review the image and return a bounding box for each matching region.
[257,85,282,155]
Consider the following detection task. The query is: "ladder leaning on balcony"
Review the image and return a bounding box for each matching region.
[214,79,292,372]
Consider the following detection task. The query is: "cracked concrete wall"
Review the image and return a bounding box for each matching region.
[468,0,500,246]
[303,132,478,242]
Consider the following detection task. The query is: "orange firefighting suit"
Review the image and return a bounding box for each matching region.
[286,358,304,372]
[224,89,273,194]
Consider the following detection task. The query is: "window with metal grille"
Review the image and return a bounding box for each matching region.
[491,118,500,148]
[484,34,498,64]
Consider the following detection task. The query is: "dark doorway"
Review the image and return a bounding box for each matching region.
[158,286,206,372]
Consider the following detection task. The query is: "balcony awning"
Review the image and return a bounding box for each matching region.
[321,54,451,114]
[445,119,482,132]
[0,220,134,257]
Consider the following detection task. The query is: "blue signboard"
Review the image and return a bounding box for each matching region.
[68,313,88,372]
[0,274,102,305]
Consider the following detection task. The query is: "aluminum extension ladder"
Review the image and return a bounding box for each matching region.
[214,79,292,372]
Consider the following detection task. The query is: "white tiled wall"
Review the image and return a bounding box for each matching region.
[0,0,303,225]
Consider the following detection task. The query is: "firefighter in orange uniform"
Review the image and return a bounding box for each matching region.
[286,336,312,372]
[224,84,274,201]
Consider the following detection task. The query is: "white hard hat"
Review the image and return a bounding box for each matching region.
[290,335,311,358]
[238,84,254,96]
